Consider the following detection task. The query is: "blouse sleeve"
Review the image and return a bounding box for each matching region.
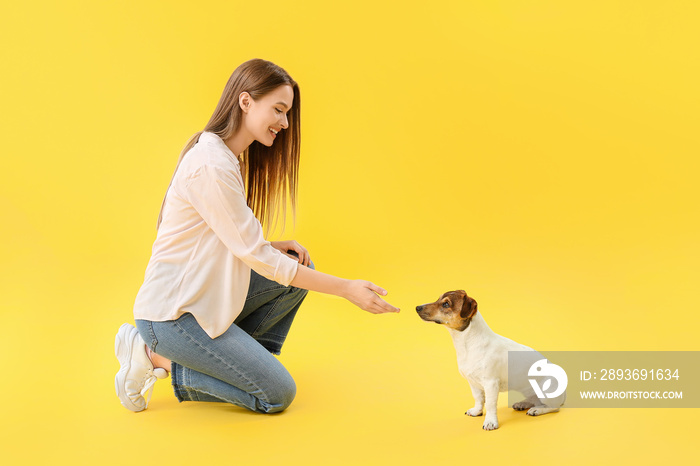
[184,163,299,286]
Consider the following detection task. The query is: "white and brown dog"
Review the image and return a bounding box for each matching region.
[416,290,565,430]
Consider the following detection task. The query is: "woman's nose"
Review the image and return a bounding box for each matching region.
[280,114,289,129]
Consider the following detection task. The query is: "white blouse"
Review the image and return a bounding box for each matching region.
[133,132,300,338]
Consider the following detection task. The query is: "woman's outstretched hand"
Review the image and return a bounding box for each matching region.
[288,259,400,315]
[343,280,400,314]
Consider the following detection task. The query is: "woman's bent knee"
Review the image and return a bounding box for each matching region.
[260,378,296,414]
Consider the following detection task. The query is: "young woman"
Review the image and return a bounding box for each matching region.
[115,59,399,414]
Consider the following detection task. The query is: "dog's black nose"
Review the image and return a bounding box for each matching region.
[416,305,423,313]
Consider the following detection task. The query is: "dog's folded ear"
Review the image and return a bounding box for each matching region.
[460,296,478,319]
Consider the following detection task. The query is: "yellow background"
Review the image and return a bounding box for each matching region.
[1,0,698,464]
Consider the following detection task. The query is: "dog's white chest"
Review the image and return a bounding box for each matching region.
[447,317,514,391]
[449,329,483,378]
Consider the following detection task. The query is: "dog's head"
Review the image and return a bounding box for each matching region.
[415,290,478,332]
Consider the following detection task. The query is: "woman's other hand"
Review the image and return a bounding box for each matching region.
[271,240,310,266]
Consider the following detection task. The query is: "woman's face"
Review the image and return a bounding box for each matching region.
[241,84,294,147]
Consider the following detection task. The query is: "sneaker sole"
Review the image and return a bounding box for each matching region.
[115,323,146,412]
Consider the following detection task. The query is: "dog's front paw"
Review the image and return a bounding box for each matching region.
[465,407,483,417]
[482,417,499,431]
[527,407,544,416]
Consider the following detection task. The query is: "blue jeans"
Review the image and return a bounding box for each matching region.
[135,262,312,414]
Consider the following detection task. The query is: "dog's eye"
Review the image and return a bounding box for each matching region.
[442,301,450,308]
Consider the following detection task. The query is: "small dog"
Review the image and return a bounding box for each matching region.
[416,290,565,430]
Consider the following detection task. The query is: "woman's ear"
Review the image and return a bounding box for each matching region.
[238,92,251,113]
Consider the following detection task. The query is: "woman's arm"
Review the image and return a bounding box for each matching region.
[290,264,400,314]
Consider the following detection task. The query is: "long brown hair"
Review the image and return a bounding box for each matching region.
[157,59,301,233]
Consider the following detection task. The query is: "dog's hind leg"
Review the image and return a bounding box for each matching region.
[527,405,560,416]
[527,391,565,416]
[512,395,538,411]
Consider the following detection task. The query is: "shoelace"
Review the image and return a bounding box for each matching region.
[139,372,158,405]
[138,368,168,405]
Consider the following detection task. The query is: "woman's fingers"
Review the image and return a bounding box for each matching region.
[369,302,398,314]
[284,252,301,262]
[375,297,400,313]
[368,283,388,296]
[275,240,310,266]
[344,280,399,314]
[290,241,310,266]
[293,249,309,266]
[366,283,400,313]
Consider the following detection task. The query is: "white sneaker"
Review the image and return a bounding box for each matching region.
[114,323,168,412]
